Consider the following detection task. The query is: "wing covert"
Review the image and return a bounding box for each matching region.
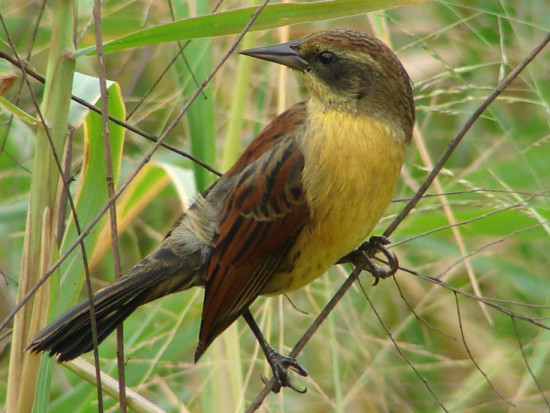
[196,132,309,359]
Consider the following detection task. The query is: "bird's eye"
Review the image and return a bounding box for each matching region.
[318,51,336,65]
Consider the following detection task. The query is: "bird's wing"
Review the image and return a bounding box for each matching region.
[195,103,310,359]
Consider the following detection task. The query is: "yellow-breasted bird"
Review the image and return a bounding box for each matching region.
[29,28,414,392]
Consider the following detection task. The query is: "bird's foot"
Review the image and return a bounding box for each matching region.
[339,235,399,285]
[261,346,308,393]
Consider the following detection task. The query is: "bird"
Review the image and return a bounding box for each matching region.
[29,28,415,392]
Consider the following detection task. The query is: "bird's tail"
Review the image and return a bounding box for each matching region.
[28,242,204,362]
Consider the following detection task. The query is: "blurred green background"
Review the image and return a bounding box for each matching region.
[1,0,549,411]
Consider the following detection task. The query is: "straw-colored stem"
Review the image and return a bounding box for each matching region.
[6,0,76,411]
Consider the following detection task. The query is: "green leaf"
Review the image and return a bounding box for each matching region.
[57,79,126,311]
[68,72,115,128]
[73,0,422,57]
[0,96,39,124]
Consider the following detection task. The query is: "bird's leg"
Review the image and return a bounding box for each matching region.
[338,235,399,285]
[242,309,307,393]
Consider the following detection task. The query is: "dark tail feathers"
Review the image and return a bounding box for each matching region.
[28,245,203,361]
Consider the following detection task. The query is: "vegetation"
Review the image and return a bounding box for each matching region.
[1,0,549,411]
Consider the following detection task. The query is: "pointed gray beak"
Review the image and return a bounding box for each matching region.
[239,41,309,72]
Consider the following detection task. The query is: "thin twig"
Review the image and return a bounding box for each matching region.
[126,0,229,118]
[0,50,222,177]
[360,280,449,412]
[454,292,512,406]
[435,220,549,280]
[246,30,550,411]
[0,0,271,340]
[391,276,457,341]
[404,266,550,330]
[392,188,549,203]
[93,0,125,410]
[511,317,550,409]
[246,266,364,411]
[0,0,46,157]
[392,196,534,247]
[383,31,550,237]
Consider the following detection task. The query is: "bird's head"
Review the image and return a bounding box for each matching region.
[240,28,415,143]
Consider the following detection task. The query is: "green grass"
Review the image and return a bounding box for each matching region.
[1,0,549,411]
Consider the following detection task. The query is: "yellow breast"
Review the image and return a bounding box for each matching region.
[263,102,406,294]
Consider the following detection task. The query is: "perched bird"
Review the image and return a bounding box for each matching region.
[29,28,414,392]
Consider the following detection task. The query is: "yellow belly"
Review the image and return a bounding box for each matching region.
[262,105,406,294]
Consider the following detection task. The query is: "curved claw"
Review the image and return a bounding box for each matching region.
[347,236,399,285]
[243,310,308,394]
[265,349,308,393]
[376,242,399,275]
[367,237,399,284]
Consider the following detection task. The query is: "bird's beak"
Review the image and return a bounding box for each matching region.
[239,41,309,72]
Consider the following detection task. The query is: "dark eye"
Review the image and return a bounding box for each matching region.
[318,51,336,65]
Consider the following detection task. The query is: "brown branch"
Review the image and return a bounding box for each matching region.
[246,30,550,411]
[246,265,364,411]
[93,0,124,410]
[383,31,550,238]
